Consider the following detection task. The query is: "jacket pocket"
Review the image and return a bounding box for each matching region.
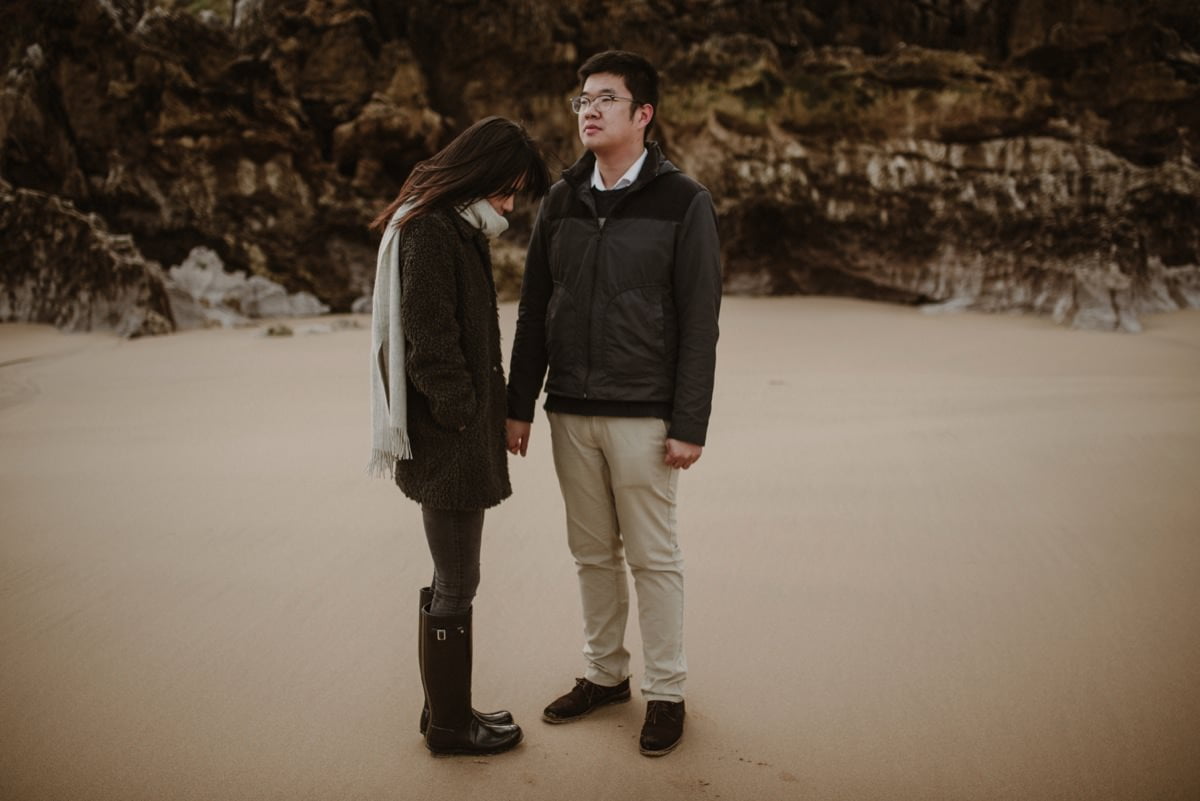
[545,284,583,378]
[421,381,478,432]
[603,286,670,378]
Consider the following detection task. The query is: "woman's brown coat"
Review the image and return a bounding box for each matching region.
[392,208,511,510]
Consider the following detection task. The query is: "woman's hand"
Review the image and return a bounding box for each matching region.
[506,418,531,456]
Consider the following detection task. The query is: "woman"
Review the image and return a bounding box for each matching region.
[368,117,550,756]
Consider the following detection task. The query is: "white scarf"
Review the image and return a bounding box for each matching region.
[458,196,509,239]
[368,198,507,477]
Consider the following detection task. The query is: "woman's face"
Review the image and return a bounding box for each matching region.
[486,192,516,216]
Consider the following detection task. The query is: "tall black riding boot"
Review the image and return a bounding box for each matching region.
[420,606,522,756]
[417,587,513,734]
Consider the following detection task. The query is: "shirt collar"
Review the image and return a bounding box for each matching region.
[591,148,648,191]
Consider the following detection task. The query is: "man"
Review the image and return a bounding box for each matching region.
[506,50,721,757]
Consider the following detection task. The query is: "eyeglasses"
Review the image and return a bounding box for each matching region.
[569,94,638,114]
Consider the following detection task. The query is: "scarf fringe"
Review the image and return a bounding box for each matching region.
[367,427,413,478]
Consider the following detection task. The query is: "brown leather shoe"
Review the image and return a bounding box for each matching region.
[542,677,631,723]
[639,700,685,756]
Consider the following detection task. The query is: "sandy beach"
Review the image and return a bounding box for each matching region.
[2,297,1199,801]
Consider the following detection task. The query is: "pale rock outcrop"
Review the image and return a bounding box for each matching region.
[165,246,329,329]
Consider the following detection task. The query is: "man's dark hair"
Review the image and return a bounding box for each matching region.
[577,50,660,136]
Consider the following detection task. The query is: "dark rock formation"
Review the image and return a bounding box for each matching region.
[2,0,1197,333]
[2,0,397,328]
[664,40,1200,330]
[0,180,174,336]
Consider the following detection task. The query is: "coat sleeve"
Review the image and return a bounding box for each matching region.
[506,196,553,422]
[399,214,477,431]
[669,189,722,446]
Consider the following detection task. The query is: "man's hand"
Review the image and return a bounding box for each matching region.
[664,438,702,470]
[506,418,532,456]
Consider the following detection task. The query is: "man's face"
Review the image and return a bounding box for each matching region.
[577,72,650,154]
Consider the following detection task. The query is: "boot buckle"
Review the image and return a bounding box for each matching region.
[436,628,447,641]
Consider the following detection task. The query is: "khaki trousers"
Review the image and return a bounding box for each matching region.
[547,412,686,702]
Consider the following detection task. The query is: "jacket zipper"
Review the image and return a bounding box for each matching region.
[584,218,605,398]
[574,158,665,400]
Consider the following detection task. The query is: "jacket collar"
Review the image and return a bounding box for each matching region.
[563,141,677,192]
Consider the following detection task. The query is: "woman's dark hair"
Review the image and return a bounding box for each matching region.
[370,116,551,232]
[577,50,660,136]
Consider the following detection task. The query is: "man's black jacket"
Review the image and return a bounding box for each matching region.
[507,143,722,446]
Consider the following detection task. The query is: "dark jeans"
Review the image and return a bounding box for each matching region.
[422,506,484,615]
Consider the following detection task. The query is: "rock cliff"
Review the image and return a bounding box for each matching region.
[0,180,173,336]
[2,0,1197,333]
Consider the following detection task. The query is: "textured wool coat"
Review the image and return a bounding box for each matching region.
[392,208,511,510]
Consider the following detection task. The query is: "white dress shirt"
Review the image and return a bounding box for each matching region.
[591,148,648,191]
